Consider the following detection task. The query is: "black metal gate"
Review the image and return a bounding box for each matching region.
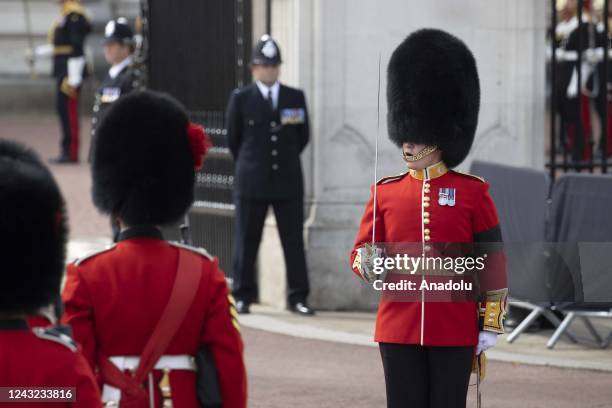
[548,0,612,179]
[138,0,252,274]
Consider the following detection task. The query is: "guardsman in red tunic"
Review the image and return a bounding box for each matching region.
[350,29,508,408]
[61,91,247,407]
[0,140,101,407]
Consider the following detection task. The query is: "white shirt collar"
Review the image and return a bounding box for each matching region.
[109,56,132,79]
[256,81,280,109]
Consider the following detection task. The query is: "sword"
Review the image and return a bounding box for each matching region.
[372,53,381,244]
[22,0,38,79]
[477,353,482,408]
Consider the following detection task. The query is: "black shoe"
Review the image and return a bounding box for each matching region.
[49,155,78,164]
[289,302,315,316]
[235,300,250,315]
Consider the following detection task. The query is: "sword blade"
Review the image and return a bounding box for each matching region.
[22,0,37,78]
[372,53,381,244]
[477,354,482,408]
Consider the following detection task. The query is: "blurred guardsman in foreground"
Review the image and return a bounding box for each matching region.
[62,91,247,407]
[226,35,313,315]
[350,29,508,408]
[28,0,91,163]
[0,140,101,406]
[90,17,140,161]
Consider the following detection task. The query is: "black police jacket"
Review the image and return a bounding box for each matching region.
[226,83,310,199]
[91,66,137,137]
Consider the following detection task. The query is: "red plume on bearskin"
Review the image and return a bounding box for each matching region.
[187,122,211,170]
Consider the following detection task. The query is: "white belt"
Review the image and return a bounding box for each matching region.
[102,355,196,405]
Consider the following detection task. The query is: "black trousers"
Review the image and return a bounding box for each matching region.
[379,343,474,408]
[56,79,80,160]
[232,197,309,305]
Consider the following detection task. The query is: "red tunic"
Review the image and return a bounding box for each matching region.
[0,319,101,407]
[351,162,507,346]
[62,230,247,408]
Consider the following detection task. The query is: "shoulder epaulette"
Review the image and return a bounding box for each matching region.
[454,171,486,183]
[32,327,77,352]
[62,2,87,17]
[169,242,214,261]
[376,172,408,185]
[74,244,116,266]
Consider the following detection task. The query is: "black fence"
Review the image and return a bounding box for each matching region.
[141,0,252,275]
[548,0,612,179]
[189,111,235,275]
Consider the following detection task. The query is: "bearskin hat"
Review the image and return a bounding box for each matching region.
[387,28,480,168]
[92,90,195,226]
[0,140,68,314]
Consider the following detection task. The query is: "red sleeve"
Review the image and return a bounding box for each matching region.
[62,263,97,370]
[472,183,508,292]
[350,186,385,278]
[200,261,247,408]
[72,351,102,407]
[472,183,508,333]
[472,182,501,235]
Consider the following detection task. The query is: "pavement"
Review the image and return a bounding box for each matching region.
[3,112,612,407]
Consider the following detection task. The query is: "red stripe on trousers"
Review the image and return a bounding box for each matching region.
[68,95,79,161]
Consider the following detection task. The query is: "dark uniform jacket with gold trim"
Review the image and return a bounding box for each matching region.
[49,1,91,79]
[350,161,508,346]
[61,228,247,408]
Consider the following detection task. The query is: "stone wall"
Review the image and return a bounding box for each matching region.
[257,0,547,310]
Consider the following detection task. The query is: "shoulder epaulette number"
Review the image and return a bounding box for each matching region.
[74,244,117,266]
[376,172,408,185]
[32,327,77,352]
[169,242,214,261]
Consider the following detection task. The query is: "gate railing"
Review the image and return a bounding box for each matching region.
[548,0,612,179]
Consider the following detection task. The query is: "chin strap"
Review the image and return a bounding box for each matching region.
[403,145,438,162]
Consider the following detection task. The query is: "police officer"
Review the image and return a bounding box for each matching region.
[62,91,247,407]
[226,35,313,315]
[351,30,508,408]
[0,140,101,406]
[90,17,139,161]
[30,0,91,164]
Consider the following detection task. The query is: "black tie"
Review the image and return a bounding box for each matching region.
[267,89,274,111]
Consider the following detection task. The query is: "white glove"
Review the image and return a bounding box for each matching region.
[355,244,384,283]
[67,56,86,87]
[33,44,53,59]
[476,331,497,355]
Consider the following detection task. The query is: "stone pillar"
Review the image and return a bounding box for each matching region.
[258,0,547,310]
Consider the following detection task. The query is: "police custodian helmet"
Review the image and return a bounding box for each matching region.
[0,141,68,314]
[387,28,480,168]
[91,90,197,227]
[251,34,282,65]
[104,17,134,46]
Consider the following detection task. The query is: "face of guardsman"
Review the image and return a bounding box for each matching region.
[104,42,131,65]
[402,143,443,170]
[251,64,280,87]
